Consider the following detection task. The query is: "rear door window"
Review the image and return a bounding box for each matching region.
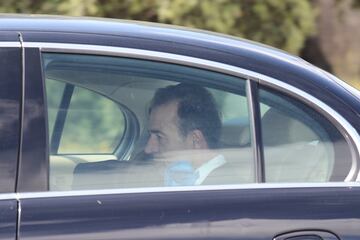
[43,53,255,191]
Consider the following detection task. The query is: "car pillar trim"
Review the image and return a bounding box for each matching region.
[246,79,265,183]
[16,33,26,192]
[14,182,360,200]
[22,42,360,182]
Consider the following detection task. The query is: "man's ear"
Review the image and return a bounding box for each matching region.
[191,130,208,149]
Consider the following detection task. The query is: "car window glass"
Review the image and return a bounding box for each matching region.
[259,87,353,182]
[43,53,254,191]
[46,79,65,139]
[46,80,125,154]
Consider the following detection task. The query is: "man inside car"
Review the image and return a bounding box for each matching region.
[144,83,226,186]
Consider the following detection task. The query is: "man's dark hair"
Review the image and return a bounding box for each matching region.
[149,83,221,149]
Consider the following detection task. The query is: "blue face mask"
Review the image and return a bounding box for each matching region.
[164,161,199,186]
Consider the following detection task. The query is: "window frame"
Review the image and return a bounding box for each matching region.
[23,42,360,193]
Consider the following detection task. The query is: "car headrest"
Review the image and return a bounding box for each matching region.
[72,160,131,189]
[261,108,318,146]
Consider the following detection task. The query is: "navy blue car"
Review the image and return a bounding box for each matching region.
[0,15,360,240]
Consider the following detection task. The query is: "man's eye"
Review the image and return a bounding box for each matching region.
[149,133,160,140]
[156,134,166,143]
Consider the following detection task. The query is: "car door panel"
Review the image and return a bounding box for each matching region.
[18,187,360,240]
[0,199,17,240]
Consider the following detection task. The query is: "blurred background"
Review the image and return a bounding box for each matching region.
[1,0,359,89]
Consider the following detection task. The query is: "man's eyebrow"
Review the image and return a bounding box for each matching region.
[149,129,164,135]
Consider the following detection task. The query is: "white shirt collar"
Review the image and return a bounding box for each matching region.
[194,154,226,185]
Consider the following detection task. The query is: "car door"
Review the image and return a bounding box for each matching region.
[0,33,21,240]
[18,42,360,240]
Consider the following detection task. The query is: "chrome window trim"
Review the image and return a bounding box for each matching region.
[0,41,21,47]
[246,79,258,181]
[16,182,360,199]
[16,195,21,240]
[24,42,360,182]
[0,193,17,201]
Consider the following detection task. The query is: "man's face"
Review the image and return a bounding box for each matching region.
[144,101,192,159]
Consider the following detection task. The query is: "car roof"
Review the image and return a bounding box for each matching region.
[1,14,359,117]
[0,14,302,62]
[0,14,343,83]
[0,14,342,77]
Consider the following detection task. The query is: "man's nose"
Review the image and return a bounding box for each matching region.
[144,135,159,154]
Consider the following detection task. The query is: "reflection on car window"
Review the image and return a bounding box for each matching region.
[46,79,125,154]
[259,87,352,182]
[43,53,254,191]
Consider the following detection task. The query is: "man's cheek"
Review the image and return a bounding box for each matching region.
[158,143,168,154]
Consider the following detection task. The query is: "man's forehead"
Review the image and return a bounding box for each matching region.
[149,101,179,128]
[151,101,179,117]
